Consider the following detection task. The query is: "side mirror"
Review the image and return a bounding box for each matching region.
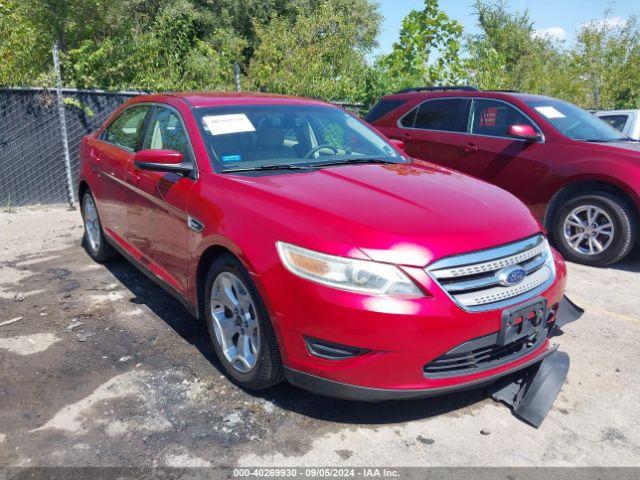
[133,149,193,175]
[506,124,541,141]
[389,138,405,152]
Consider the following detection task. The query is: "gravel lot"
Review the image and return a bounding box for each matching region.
[1,205,639,467]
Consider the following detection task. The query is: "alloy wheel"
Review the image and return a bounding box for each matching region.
[209,272,261,373]
[83,195,101,254]
[562,205,615,256]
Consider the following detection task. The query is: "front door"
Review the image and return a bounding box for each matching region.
[125,105,196,296]
[456,99,546,208]
[93,105,151,241]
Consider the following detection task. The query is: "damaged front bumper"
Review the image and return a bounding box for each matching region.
[488,295,583,427]
[286,296,583,428]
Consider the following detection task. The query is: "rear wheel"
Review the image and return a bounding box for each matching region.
[553,192,637,266]
[81,191,118,262]
[204,254,283,390]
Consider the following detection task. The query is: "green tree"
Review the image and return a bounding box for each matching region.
[572,14,640,109]
[371,0,464,98]
[247,0,381,102]
[464,0,571,96]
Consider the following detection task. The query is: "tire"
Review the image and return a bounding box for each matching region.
[204,253,284,390]
[81,191,118,263]
[552,191,638,266]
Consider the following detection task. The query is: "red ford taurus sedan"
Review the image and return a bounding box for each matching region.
[78,92,575,415]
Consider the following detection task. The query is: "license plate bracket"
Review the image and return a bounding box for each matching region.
[498,298,547,346]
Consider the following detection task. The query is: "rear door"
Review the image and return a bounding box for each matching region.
[387,98,470,170]
[457,98,546,208]
[93,105,151,241]
[125,104,196,296]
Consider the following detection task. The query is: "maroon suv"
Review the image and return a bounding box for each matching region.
[367,87,640,266]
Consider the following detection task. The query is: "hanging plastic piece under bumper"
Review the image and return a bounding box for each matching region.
[553,295,584,329]
[488,296,583,428]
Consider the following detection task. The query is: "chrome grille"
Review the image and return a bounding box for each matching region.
[427,235,555,312]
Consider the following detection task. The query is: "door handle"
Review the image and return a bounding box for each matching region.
[127,171,142,184]
[463,143,478,153]
[89,149,102,173]
[396,134,413,141]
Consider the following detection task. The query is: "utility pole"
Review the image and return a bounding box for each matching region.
[234,61,241,92]
[52,42,76,209]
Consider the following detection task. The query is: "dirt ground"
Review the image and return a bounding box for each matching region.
[1,205,639,467]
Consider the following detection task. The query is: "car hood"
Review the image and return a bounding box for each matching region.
[228,161,541,267]
[591,140,640,154]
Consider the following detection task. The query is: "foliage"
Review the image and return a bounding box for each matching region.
[1,0,639,110]
[247,0,380,102]
[571,14,640,109]
[465,1,640,109]
[368,0,464,101]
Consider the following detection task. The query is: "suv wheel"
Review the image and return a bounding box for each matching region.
[553,192,637,266]
[81,191,118,262]
[204,254,283,390]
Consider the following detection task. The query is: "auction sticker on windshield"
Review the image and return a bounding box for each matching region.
[203,114,256,136]
[535,106,566,119]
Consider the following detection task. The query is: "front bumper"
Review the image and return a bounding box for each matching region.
[283,294,581,402]
[260,248,568,395]
[285,344,560,402]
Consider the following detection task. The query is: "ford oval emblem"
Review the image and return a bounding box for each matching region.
[498,266,527,286]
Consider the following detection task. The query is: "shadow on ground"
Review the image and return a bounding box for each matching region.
[102,253,489,427]
[610,244,640,273]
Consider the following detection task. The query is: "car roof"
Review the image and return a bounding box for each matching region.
[134,91,331,108]
[595,109,638,115]
[380,90,555,104]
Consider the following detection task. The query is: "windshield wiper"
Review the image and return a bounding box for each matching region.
[310,157,402,168]
[222,164,316,173]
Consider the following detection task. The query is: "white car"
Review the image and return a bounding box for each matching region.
[595,109,640,140]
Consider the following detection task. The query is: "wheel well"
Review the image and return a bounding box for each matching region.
[195,245,235,320]
[78,181,89,207]
[544,180,638,232]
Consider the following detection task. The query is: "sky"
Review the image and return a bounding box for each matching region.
[375,0,640,56]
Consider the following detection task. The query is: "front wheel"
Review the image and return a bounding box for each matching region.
[204,254,283,390]
[81,191,118,263]
[552,192,637,266]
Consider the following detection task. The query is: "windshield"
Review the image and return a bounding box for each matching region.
[194,104,404,172]
[524,98,626,142]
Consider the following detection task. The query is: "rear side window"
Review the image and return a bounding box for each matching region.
[143,106,192,162]
[599,114,629,132]
[405,99,468,132]
[365,99,406,123]
[469,99,536,138]
[102,105,150,151]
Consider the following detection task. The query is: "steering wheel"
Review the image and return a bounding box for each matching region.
[303,144,339,159]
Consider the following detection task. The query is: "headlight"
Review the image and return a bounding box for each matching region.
[276,242,424,297]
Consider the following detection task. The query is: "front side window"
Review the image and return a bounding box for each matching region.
[143,106,192,162]
[598,114,629,133]
[103,105,150,151]
[469,99,536,138]
[525,98,626,142]
[407,99,468,132]
[194,105,404,172]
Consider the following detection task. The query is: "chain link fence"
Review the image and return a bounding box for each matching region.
[0,88,363,208]
[0,88,136,207]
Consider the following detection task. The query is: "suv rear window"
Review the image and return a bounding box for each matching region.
[364,99,406,123]
[401,98,468,132]
[598,114,629,132]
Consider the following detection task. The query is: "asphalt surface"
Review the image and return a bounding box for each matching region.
[0,206,639,467]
